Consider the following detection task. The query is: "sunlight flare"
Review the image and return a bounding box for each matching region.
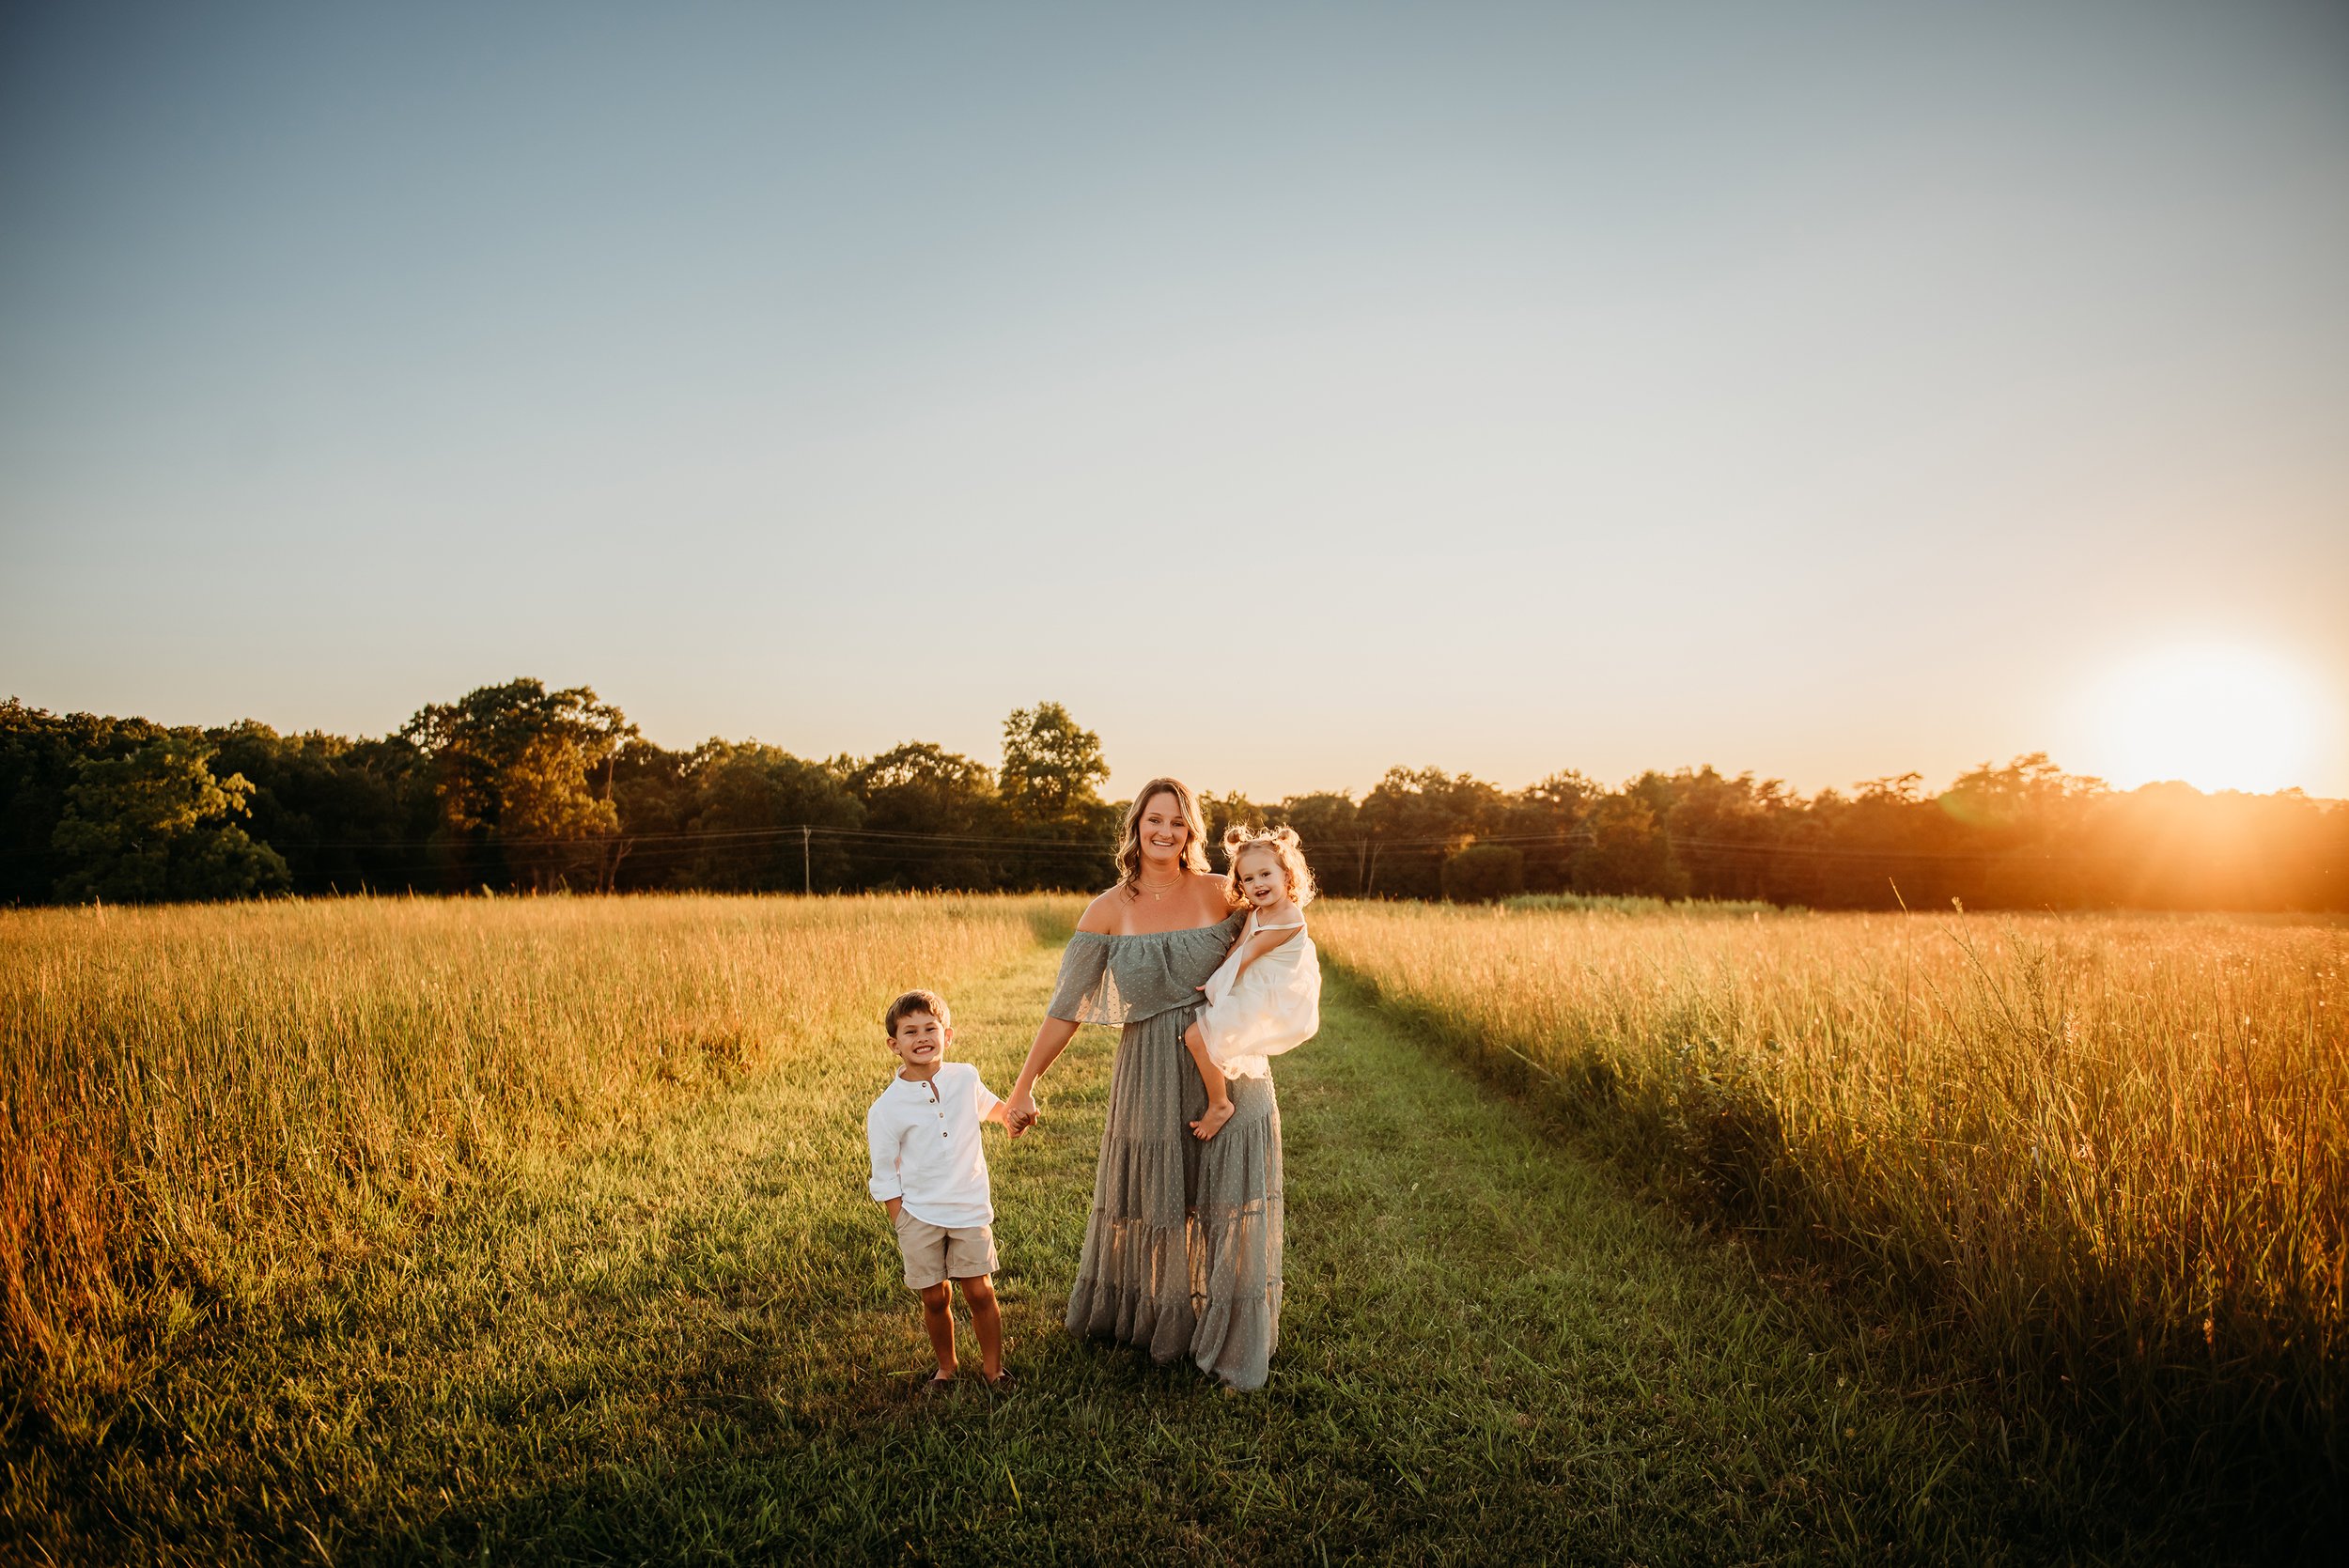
[2079,644,2331,794]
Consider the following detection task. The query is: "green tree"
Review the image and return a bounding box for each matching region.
[1272,791,1361,896]
[1501,769,1602,893]
[1571,791,1687,898]
[501,731,624,891]
[848,742,1000,890]
[1934,753,2106,908]
[205,721,412,894]
[683,741,863,893]
[1201,791,1267,870]
[401,679,636,891]
[997,703,1117,890]
[1,699,166,903]
[51,734,289,902]
[1000,702,1109,822]
[1663,767,1796,902]
[608,737,693,891]
[1938,753,2102,832]
[1441,843,1525,903]
[1359,767,1505,899]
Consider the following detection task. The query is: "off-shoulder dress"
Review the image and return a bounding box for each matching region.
[1045,908,1283,1390]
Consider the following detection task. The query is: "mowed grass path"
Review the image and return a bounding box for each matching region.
[41,942,2182,1565]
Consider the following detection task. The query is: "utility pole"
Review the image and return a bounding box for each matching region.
[802,825,812,895]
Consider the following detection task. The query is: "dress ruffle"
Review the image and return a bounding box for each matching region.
[1053,914,1283,1390]
[1047,917,1243,1026]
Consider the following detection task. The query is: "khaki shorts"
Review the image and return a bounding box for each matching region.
[893,1209,999,1290]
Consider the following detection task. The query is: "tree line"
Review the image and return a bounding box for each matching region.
[4,681,2344,910]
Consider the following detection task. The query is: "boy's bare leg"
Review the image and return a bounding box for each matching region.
[918,1281,957,1379]
[957,1275,1003,1380]
[1185,1019,1235,1141]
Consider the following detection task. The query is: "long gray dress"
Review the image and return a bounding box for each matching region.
[1046,909,1283,1390]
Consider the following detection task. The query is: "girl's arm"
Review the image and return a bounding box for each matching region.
[1229,912,1306,984]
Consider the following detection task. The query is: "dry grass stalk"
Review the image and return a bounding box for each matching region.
[1312,901,2346,1469]
[0,893,1046,1403]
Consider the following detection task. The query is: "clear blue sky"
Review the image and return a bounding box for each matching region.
[4,1,2345,799]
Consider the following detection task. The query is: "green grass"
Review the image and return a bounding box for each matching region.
[1309,899,2348,1534]
[0,893,1049,1397]
[13,935,2218,1563]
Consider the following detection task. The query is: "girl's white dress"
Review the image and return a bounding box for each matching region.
[1196,908,1321,1079]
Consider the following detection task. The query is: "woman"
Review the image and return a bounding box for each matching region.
[1003,777,1283,1390]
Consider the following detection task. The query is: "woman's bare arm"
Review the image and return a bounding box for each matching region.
[1004,885,1124,1135]
[1004,1016,1078,1135]
[1010,878,1235,1134]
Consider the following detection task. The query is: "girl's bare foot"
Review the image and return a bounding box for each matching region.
[1190,1100,1236,1141]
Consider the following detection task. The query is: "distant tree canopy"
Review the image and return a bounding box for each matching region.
[1000,702,1110,822]
[2,691,2343,909]
[1440,843,1524,904]
[49,733,289,902]
[401,679,636,892]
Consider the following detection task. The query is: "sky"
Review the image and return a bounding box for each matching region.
[4,1,2345,800]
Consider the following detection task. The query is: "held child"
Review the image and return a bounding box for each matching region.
[865,988,1014,1389]
[1187,826,1322,1141]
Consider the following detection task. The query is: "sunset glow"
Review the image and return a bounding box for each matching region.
[2079,644,2332,795]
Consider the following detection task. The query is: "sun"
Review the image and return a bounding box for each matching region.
[2078,644,2330,795]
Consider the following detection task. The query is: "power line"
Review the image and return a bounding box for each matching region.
[8,811,2345,877]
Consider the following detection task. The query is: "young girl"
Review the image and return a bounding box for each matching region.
[1186,826,1322,1141]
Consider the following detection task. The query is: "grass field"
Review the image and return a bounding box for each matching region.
[1,894,2332,1562]
[1312,900,2347,1516]
[0,895,1049,1419]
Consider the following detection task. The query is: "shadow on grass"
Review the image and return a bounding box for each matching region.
[1318,957,2340,1566]
[28,942,2295,1567]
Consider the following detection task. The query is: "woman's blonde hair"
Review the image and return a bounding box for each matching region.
[1222,824,1316,908]
[1114,777,1210,894]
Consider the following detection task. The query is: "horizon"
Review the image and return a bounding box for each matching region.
[7,680,2338,808]
[5,3,2345,800]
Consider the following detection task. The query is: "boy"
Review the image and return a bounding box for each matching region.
[865,987,1013,1389]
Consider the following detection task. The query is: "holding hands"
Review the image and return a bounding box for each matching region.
[1004,1086,1040,1136]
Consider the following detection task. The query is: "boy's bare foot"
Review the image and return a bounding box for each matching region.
[1190,1100,1236,1141]
[984,1370,1018,1391]
[911,1371,956,1394]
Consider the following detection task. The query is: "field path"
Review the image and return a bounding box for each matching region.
[54,939,2159,1565]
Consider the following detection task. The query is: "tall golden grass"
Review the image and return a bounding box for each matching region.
[1313,901,2346,1474]
[0,893,1050,1403]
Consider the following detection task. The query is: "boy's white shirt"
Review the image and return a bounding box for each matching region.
[865,1061,1002,1229]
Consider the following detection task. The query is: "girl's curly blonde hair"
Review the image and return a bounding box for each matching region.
[1221,824,1317,908]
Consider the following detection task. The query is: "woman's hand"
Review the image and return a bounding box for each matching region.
[1007,1017,1078,1138]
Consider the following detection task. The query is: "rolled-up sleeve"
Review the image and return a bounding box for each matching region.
[865,1104,902,1202]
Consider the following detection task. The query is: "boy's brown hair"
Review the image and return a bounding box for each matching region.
[882,988,952,1034]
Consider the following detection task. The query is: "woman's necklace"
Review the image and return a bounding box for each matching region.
[1136,870,1184,901]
